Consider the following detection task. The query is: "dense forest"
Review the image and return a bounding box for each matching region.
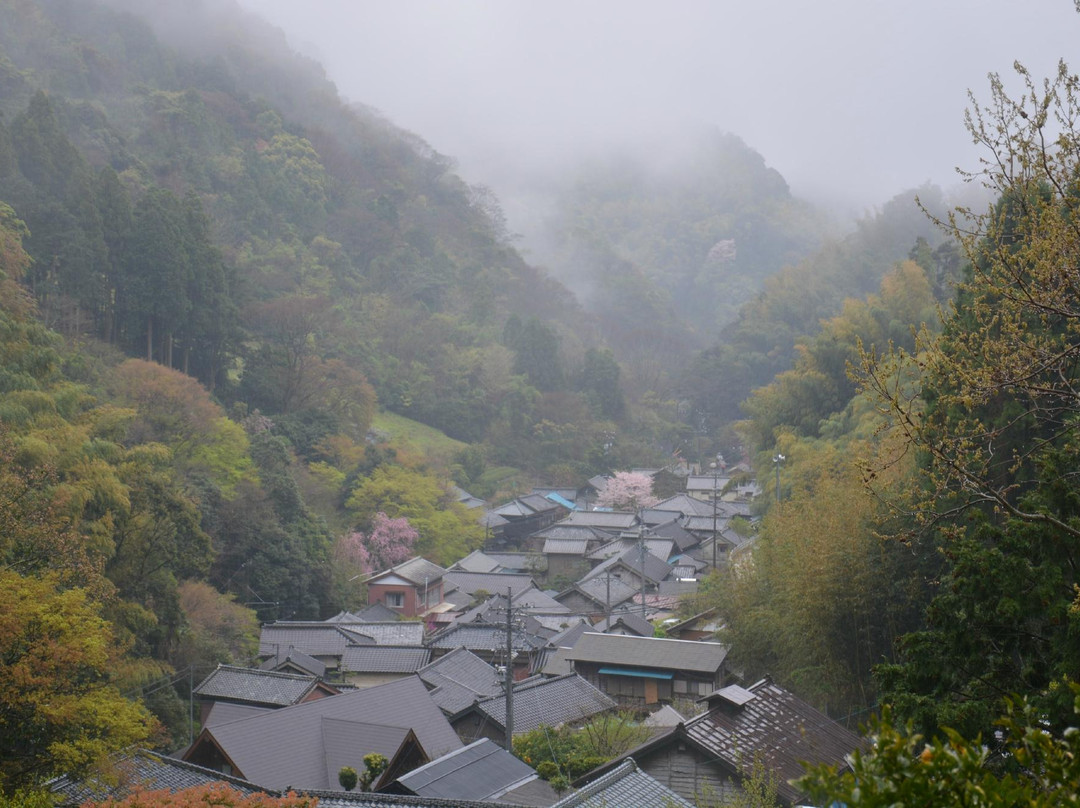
[5,0,1080,802]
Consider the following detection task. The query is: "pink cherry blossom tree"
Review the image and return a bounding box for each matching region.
[595,471,659,510]
[338,512,419,575]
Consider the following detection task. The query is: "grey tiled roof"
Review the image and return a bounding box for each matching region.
[684,678,865,805]
[531,524,614,542]
[653,494,714,517]
[555,760,692,807]
[187,676,461,792]
[51,750,265,805]
[417,648,501,714]
[258,624,374,658]
[394,738,544,801]
[341,645,432,673]
[449,550,502,573]
[193,665,319,707]
[565,633,728,674]
[259,646,327,677]
[558,511,637,529]
[470,674,616,734]
[586,537,674,562]
[374,556,447,586]
[592,611,654,637]
[427,623,547,653]
[563,576,637,609]
[580,547,672,585]
[443,571,537,598]
[311,791,500,807]
[542,537,590,555]
[332,621,425,646]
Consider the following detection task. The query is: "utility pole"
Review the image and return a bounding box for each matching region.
[710,461,719,570]
[638,523,647,619]
[504,586,514,750]
[773,453,785,506]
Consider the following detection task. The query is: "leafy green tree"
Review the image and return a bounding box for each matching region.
[0,571,155,794]
[799,697,1080,808]
[859,59,1080,737]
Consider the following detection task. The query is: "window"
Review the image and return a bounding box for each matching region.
[385,591,405,608]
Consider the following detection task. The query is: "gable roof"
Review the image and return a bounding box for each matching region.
[684,678,865,805]
[369,557,447,586]
[554,759,692,808]
[592,611,655,637]
[416,648,501,715]
[258,645,327,678]
[580,547,672,586]
[185,676,461,791]
[351,602,405,622]
[341,645,432,674]
[586,537,674,563]
[558,576,637,610]
[466,674,615,735]
[443,571,537,599]
[449,550,502,573]
[426,622,547,654]
[330,621,426,646]
[258,624,374,659]
[565,633,728,675]
[542,537,591,556]
[652,494,714,517]
[392,738,548,802]
[50,750,267,805]
[558,511,638,530]
[193,665,322,708]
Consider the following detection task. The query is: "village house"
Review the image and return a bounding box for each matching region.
[365,556,447,617]
[576,677,865,807]
[562,633,729,707]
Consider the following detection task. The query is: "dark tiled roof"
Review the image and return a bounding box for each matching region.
[592,611,654,637]
[684,678,865,805]
[417,648,501,714]
[558,511,637,529]
[393,738,544,801]
[542,537,590,555]
[310,791,499,807]
[352,602,405,622]
[548,619,591,649]
[372,557,447,586]
[586,537,673,563]
[443,571,537,598]
[187,676,461,791]
[258,624,374,658]
[341,645,432,673]
[333,621,425,646]
[449,550,502,573]
[580,548,671,585]
[531,524,613,542]
[652,494,714,517]
[470,674,616,734]
[554,760,692,807]
[51,750,265,805]
[259,645,327,678]
[565,633,728,674]
[427,622,547,654]
[193,665,319,707]
[562,576,637,609]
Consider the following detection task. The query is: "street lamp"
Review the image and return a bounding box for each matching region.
[773,453,785,506]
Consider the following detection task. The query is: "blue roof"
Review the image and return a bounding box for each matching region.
[598,667,674,680]
[545,492,578,510]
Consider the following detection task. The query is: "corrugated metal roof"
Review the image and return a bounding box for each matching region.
[394,738,541,801]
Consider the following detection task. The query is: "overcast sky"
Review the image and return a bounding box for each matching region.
[236,0,1079,218]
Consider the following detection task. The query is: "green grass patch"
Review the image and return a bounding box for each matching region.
[371,410,469,460]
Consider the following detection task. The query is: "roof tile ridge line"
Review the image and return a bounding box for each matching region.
[209,665,318,683]
[563,759,637,804]
[123,749,273,793]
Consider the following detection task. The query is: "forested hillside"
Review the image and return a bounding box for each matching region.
[5,0,1055,798]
